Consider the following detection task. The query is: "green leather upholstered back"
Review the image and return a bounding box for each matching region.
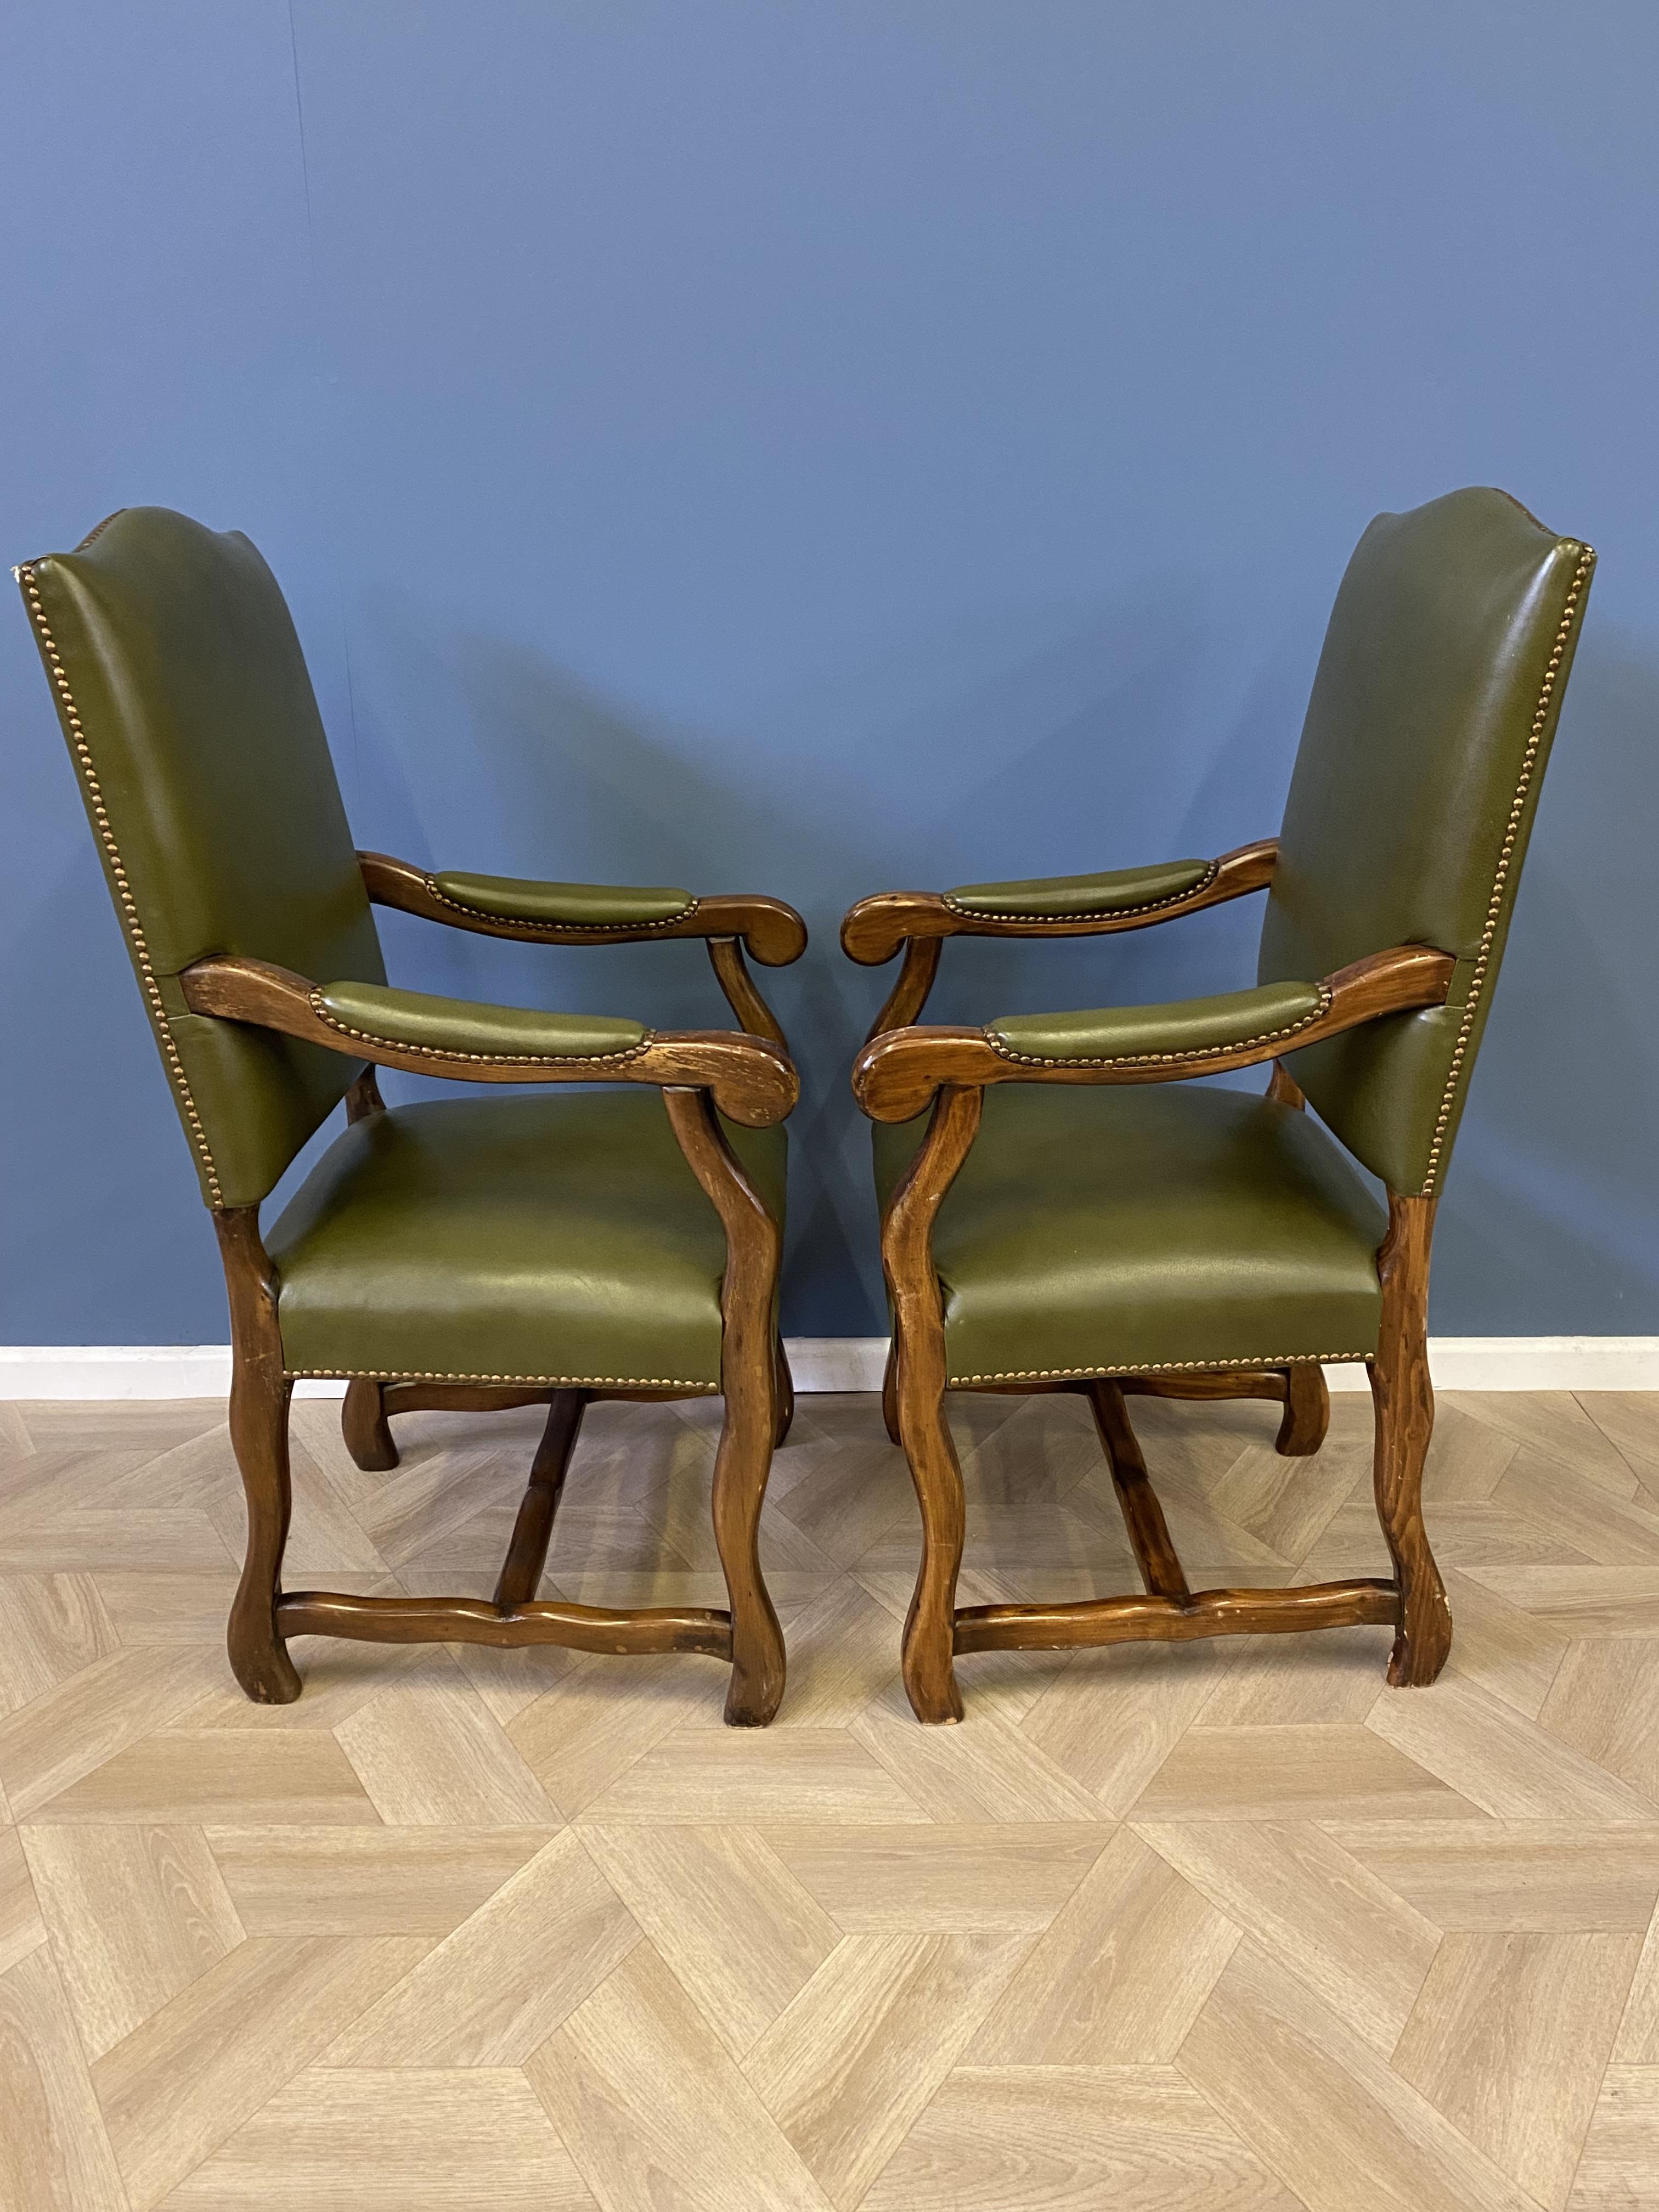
[1257,488,1593,1197]
[18,507,386,1209]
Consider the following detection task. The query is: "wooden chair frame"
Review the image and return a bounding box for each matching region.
[843,843,1456,1723]
[188,855,806,1727]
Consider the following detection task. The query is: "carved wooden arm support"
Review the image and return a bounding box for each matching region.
[840,840,1277,1036]
[358,851,808,1048]
[180,956,798,1128]
[851,943,1455,1124]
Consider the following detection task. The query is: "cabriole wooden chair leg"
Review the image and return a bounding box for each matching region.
[342,1377,399,1471]
[1372,1193,1452,1686]
[1276,1363,1330,1457]
[895,1348,967,1724]
[215,1209,302,1705]
[881,1335,902,1446]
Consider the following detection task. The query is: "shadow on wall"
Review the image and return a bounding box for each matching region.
[1429,623,1659,1335]
[337,578,1310,1335]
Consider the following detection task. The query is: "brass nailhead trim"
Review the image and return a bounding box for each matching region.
[983,988,1333,1069]
[285,1365,718,1391]
[942,861,1218,928]
[954,1351,1371,1384]
[1419,544,1595,1197]
[308,994,655,1068]
[16,558,224,1204]
[424,878,699,934]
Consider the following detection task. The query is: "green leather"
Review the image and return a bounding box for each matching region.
[873,1086,1386,1382]
[1259,487,1593,1194]
[267,1091,786,1387]
[315,980,647,1063]
[19,509,385,1209]
[433,872,695,927]
[988,980,1325,1064]
[947,857,1211,919]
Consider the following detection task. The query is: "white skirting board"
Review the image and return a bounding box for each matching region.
[2,1337,1657,1400]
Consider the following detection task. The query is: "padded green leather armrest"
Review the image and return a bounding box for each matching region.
[313,981,650,1064]
[946,858,1214,921]
[430,873,695,928]
[988,980,1329,1065]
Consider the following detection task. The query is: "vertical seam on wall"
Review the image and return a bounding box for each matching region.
[16,561,225,1205]
[1419,544,1594,1198]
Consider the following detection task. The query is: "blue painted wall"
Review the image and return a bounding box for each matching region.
[4,1,1656,1344]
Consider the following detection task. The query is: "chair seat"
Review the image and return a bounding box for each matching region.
[873,1084,1387,1384]
[266,1092,787,1390]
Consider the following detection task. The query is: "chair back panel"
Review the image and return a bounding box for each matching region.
[19,507,386,1208]
[1257,488,1592,1195]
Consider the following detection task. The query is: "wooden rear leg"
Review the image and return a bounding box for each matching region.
[895,1350,967,1724]
[215,1209,302,1705]
[1372,1195,1451,1686]
[1276,1363,1330,1457]
[342,1377,399,1471]
[774,1333,795,1449]
[881,1335,902,1446]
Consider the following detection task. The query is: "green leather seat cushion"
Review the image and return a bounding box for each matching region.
[873,1084,1386,1383]
[267,1091,786,1390]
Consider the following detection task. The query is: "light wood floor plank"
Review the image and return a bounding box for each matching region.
[1538,1637,1659,1801]
[853,1684,1108,1824]
[577,1726,930,1826]
[1566,2066,1659,2210]
[1328,1820,1659,1931]
[92,1935,429,2212]
[164,2066,597,2209]
[0,1645,219,1819]
[582,1824,840,2058]
[864,2064,1301,2211]
[1017,1640,1245,1816]
[0,1820,48,1974]
[506,1651,719,1817]
[1178,1942,1542,2212]
[1393,1932,1642,2210]
[1133,1723,1484,1823]
[528,1940,835,2211]
[762,1822,1110,1933]
[0,1940,129,2210]
[27,1730,380,1827]
[0,1572,120,1716]
[204,1825,556,1937]
[1367,1678,1659,1825]
[23,1825,244,2059]
[744,1930,1032,2208]
[320,1830,639,2066]
[335,1680,562,1827]
[967,1827,1238,2065]
[1136,1820,1439,2050]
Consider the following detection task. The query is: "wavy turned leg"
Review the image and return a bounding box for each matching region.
[342,1378,399,1471]
[1276,1363,1330,1456]
[881,1335,902,1447]
[214,1209,302,1704]
[664,1090,786,1726]
[882,1086,984,1724]
[1372,1194,1452,1687]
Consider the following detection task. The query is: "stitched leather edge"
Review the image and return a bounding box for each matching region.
[941,860,1217,927]
[425,878,699,934]
[951,1351,1371,1384]
[983,988,1332,1069]
[308,992,654,1066]
[1419,544,1595,1197]
[284,1365,719,1391]
[16,560,225,1204]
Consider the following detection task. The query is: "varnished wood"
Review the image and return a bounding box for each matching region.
[212,1209,301,1705]
[1086,1381,1190,1601]
[492,1391,588,1609]
[359,850,808,967]
[663,1087,786,1725]
[1118,1369,1291,1404]
[1278,1361,1330,1456]
[275,1591,732,1658]
[707,937,787,1047]
[774,1335,795,1448]
[853,941,1458,1123]
[180,955,797,1128]
[341,1378,398,1472]
[879,1085,985,1723]
[1266,1060,1306,1108]
[840,838,1279,966]
[881,1338,901,1445]
[952,1578,1400,1653]
[1372,1193,1452,1686]
[867,937,942,1041]
[344,1068,385,1122]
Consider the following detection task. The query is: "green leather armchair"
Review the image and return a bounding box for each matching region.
[842,487,1594,1723]
[19,506,806,1725]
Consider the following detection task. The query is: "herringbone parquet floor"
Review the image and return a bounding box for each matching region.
[4,1384,1659,2209]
